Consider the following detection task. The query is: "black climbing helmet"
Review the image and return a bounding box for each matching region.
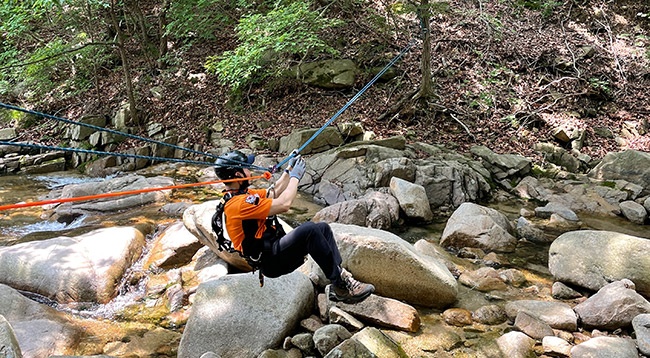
[214,150,256,180]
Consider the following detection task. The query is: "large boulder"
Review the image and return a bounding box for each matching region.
[505,300,578,331]
[0,227,145,304]
[440,203,518,253]
[292,59,359,89]
[312,190,400,230]
[329,223,458,309]
[573,279,650,330]
[177,271,314,358]
[0,315,22,358]
[548,230,650,297]
[54,174,174,217]
[0,284,80,358]
[589,150,650,195]
[143,221,203,270]
[182,201,294,272]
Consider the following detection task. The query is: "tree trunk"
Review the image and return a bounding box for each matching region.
[417,0,434,99]
[158,0,170,68]
[110,0,138,126]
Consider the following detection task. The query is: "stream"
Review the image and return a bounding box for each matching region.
[1,167,649,356]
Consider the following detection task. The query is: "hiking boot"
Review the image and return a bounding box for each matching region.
[327,269,374,304]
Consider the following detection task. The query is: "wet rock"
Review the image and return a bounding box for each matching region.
[458,247,486,259]
[542,336,572,357]
[495,331,535,358]
[535,202,579,221]
[351,327,408,358]
[514,311,555,340]
[549,230,650,297]
[441,202,518,253]
[505,300,577,331]
[552,282,583,299]
[389,177,433,222]
[500,268,527,288]
[144,221,203,271]
[313,324,352,356]
[177,271,314,358]
[458,267,508,292]
[0,226,145,304]
[619,200,647,224]
[516,216,552,243]
[442,308,473,327]
[334,295,420,332]
[632,313,650,356]
[570,336,638,358]
[0,284,80,358]
[103,327,181,357]
[472,305,507,325]
[330,223,458,309]
[573,279,650,330]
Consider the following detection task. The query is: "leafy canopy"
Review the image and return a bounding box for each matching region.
[205,0,344,92]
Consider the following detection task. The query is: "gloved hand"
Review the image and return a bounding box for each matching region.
[287,150,301,169]
[289,157,306,180]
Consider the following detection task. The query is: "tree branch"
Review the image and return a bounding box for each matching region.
[0,41,116,71]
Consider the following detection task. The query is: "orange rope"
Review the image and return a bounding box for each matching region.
[0,172,272,211]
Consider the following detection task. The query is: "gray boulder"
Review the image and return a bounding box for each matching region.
[143,221,203,271]
[177,271,314,358]
[619,200,647,224]
[589,150,650,195]
[570,336,638,358]
[54,174,174,216]
[632,313,650,356]
[441,203,518,253]
[0,227,145,304]
[470,145,531,185]
[495,331,535,358]
[330,223,457,309]
[279,127,344,155]
[0,284,80,358]
[312,191,400,230]
[389,177,433,222]
[505,300,577,331]
[573,279,650,330]
[548,230,650,297]
[0,315,22,358]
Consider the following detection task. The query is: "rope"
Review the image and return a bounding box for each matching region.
[0,172,272,211]
[274,39,418,171]
[0,102,231,162]
[0,141,216,167]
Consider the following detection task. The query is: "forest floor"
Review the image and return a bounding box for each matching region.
[7,0,650,164]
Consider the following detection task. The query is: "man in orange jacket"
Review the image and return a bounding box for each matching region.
[214,150,374,303]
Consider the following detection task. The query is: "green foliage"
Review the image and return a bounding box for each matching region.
[588,77,611,96]
[205,1,344,92]
[166,0,252,40]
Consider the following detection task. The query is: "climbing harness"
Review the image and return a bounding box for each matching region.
[210,188,286,287]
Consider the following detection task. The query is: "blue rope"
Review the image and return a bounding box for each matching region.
[0,141,218,166]
[274,39,417,171]
[0,102,266,171]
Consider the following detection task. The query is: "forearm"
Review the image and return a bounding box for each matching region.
[272,170,291,197]
[268,177,299,216]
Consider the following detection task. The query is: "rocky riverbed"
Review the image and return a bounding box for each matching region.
[0,130,649,358]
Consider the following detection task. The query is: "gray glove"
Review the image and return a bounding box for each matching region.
[289,158,306,180]
[287,150,301,169]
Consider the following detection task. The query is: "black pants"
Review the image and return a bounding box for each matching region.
[261,221,342,284]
